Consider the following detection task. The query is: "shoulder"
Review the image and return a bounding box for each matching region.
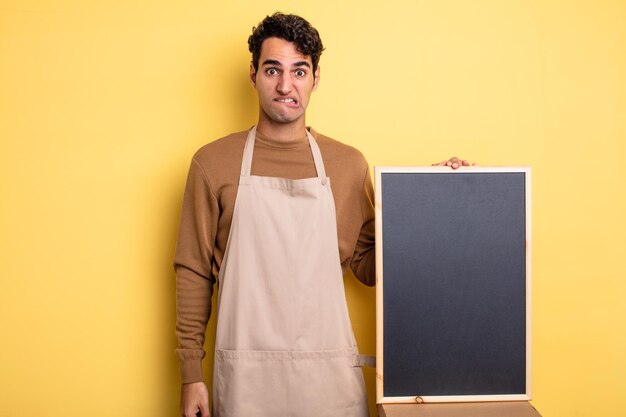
[310,128,369,175]
[186,129,249,191]
[192,129,248,166]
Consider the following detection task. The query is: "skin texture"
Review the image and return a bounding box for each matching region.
[250,37,320,142]
[432,156,476,169]
[181,382,209,417]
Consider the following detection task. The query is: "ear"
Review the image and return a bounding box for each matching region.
[312,65,321,91]
[249,63,257,87]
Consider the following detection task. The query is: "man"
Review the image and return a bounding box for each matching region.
[174,13,470,417]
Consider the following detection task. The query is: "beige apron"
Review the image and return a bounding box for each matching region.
[212,126,370,417]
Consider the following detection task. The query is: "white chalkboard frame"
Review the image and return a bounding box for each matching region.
[375,166,532,404]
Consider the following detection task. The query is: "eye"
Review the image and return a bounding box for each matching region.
[295,69,306,77]
[266,68,279,76]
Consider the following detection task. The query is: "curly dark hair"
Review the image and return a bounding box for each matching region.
[248,13,325,74]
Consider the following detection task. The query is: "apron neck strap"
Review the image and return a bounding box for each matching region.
[240,126,327,179]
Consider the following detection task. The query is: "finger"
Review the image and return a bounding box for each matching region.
[184,406,199,417]
[461,160,470,166]
[199,401,211,417]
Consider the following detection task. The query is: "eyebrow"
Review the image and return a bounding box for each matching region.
[293,61,311,68]
[261,59,311,68]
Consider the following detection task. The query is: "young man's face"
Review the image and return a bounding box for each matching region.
[250,37,320,128]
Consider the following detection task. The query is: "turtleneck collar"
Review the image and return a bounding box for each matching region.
[254,127,312,150]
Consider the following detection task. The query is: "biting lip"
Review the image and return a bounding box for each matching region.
[275,98,298,105]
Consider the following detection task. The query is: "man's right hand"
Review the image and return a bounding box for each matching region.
[181,382,210,417]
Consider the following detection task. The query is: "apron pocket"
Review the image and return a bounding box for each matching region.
[214,348,369,417]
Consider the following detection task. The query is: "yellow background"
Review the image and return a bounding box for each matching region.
[1,1,625,416]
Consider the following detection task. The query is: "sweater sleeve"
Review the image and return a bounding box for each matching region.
[174,157,218,384]
[350,165,376,286]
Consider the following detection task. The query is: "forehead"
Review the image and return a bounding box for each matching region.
[259,37,312,66]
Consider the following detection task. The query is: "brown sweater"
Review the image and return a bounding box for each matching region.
[174,127,375,383]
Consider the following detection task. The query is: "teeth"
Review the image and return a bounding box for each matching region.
[277,98,295,103]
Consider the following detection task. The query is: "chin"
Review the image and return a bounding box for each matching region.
[260,107,304,125]
[270,114,302,124]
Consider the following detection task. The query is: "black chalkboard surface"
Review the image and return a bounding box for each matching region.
[375,167,531,403]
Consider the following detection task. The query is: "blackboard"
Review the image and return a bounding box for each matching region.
[375,167,531,403]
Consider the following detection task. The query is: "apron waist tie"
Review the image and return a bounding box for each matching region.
[353,354,376,368]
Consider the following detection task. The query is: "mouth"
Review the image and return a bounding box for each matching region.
[275,98,299,106]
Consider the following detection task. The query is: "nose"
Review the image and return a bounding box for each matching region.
[276,74,292,94]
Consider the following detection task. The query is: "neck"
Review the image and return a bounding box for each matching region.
[256,116,307,142]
